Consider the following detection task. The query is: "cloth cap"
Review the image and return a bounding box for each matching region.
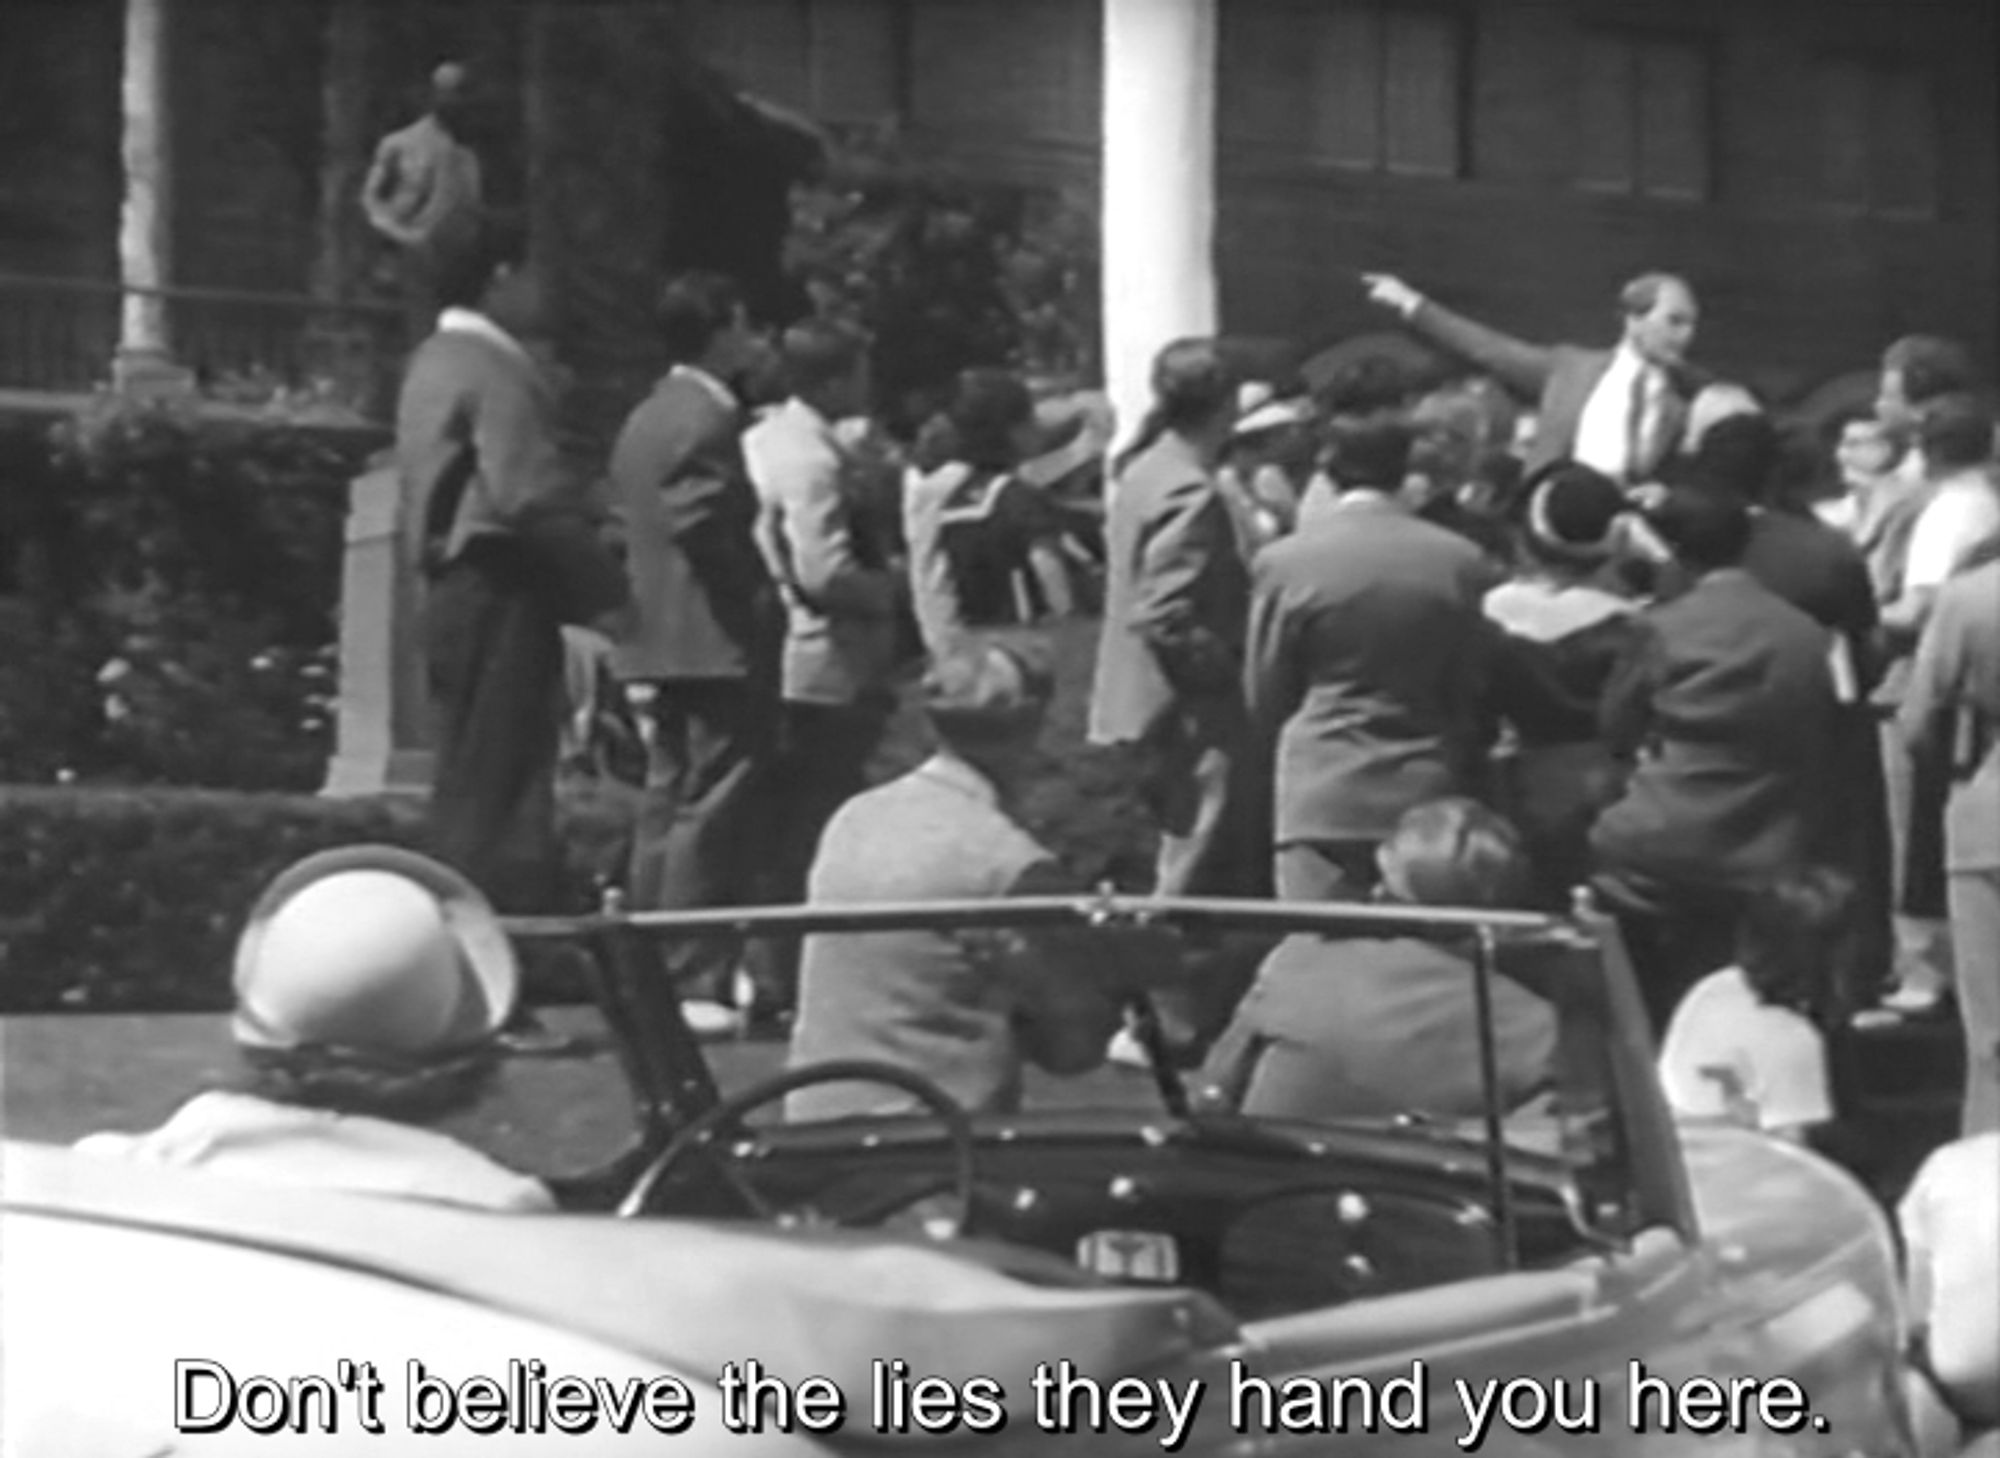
[231,846,518,1060]
[1525,462,1629,562]
[921,637,1055,734]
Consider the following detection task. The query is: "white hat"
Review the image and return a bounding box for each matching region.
[231,846,518,1060]
[1233,381,1315,439]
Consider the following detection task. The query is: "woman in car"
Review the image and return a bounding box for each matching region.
[74,846,554,1213]
[1195,797,1558,1122]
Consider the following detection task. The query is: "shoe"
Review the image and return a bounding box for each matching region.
[1878,984,1950,1018]
[496,1010,589,1058]
[1107,1028,1153,1070]
[681,999,747,1039]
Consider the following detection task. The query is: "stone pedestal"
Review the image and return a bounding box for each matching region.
[322,461,434,797]
[1101,0,1220,465]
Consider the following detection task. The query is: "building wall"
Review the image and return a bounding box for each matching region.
[703,0,1997,397]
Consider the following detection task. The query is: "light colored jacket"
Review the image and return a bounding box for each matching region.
[744,399,902,706]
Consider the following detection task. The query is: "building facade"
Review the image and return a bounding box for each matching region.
[695,0,1999,401]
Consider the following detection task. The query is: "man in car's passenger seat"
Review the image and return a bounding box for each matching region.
[74,847,554,1213]
[1195,798,1558,1121]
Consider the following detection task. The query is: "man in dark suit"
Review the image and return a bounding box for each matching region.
[1675,405,1889,1011]
[1363,270,1701,485]
[1087,338,1257,900]
[1245,412,1498,900]
[1590,490,1842,1030]
[397,212,627,915]
[609,272,780,1029]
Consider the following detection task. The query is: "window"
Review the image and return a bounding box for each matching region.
[1575,31,1711,201]
[1817,57,1938,217]
[907,0,1100,144]
[1221,2,1466,178]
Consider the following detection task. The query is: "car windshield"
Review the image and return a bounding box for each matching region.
[502,895,1662,1301]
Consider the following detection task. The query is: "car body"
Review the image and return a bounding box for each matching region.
[3,895,1985,1455]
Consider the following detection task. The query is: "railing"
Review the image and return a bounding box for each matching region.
[0,272,405,417]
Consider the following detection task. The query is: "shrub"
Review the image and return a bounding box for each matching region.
[784,129,1100,434]
[0,396,379,789]
[0,781,638,1014]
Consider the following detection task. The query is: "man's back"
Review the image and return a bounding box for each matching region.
[785,758,1055,1122]
[1595,569,1839,889]
[1090,433,1248,745]
[610,370,772,682]
[1247,503,1494,842]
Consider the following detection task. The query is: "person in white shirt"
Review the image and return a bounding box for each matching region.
[1898,1132,2000,1431]
[1658,867,1851,1140]
[75,847,555,1214]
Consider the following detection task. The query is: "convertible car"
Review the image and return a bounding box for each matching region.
[3,895,1986,1455]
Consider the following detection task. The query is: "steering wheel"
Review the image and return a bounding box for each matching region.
[616,1060,980,1235]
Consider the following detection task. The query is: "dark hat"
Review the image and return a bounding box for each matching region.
[921,636,1055,734]
[1524,461,1629,563]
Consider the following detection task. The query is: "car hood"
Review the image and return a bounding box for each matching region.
[4,1140,1239,1436]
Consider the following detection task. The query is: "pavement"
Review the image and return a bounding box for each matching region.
[0,1006,1164,1182]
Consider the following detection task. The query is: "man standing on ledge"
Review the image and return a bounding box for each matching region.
[1363,270,1702,485]
[362,62,486,343]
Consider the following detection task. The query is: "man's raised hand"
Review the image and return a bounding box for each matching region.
[1361,272,1425,318]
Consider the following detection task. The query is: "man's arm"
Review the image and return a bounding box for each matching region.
[1243,553,1302,743]
[1898,585,1965,764]
[755,433,899,619]
[988,860,1132,1077]
[1599,620,1663,759]
[1362,273,1559,398]
[1132,475,1241,696]
[360,135,423,247]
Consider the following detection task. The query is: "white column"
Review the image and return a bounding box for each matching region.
[1100,0,1220,466]
[114,0,189,389]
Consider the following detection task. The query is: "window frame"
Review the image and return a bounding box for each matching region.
[1812,48,1941,222]
[1571,25,1717,206]
[1217,0,1473,184]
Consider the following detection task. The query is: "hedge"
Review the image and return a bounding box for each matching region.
[0,397,376,791]
[0,621,1154,1015]
[0,780,638,1015]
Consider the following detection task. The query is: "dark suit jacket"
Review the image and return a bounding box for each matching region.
[1088,434,1249,745]
[1742,507,1882,694]
[1245,497,1498,844]
[1406,300,1694,478]
[1592,569,1840,894]
[608,367,779,682]
[396,324,625,625]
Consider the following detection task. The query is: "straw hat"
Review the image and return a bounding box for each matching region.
[231,846,518,1061]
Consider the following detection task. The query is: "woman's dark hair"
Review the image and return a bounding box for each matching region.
[1883,335,1977,407]
[1644,486,1752,572]
[655,271,745,363]
[1112,338,1237,477]
[779,318,870,396]
[1691,412,1782,505]
[237,1042,502,1125]
[429,209,529,310]
[1319,409,1414,491]
[1735,867,1855,1021]
[944,368,1036,472]
[1918,392,1996,472]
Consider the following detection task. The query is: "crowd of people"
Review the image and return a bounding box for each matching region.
[60,81,1998,1436]
[366,195,2000,1159]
